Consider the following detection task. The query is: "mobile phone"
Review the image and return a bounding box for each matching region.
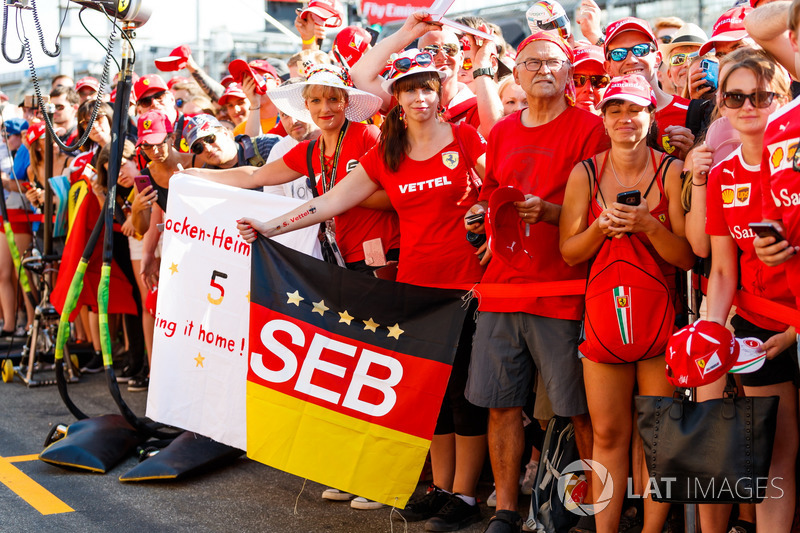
[700,59,719,91]
[748,222,785,243]
[465,212,485,225]
[18,181,33,192]
[134,175,153,193]
[617,190,641,206]
[362,238,386,267]
[365,27,380,47]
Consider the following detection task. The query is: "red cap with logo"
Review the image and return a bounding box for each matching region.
[75,76,100,93]
[597,74,657,109]
[248,59,280,81]
[665,319,739,387]
[218,83,248,107]
[698,6,752,56]
[574,44,605,67]
[154,45,191,72]
[136,110,173,146]
[299,0,344,28]
[333,26,372,68]
[487,187,536,271]
[25,121,47,145]
[604,17,657,54]
[133,74,168,101]
[229,59,267,95]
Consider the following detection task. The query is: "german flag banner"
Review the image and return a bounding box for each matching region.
[246,238,468,506]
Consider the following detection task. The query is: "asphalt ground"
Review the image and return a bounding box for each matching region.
[0,346,500,533]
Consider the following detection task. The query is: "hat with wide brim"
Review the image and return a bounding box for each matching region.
[661,23,708,56]
[267,69,383,124]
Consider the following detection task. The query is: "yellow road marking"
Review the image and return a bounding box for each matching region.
[0,455,73,515]
[5,454,39,463]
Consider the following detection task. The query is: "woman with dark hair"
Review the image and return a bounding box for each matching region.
[234,50,489,532]
[76,99,114,158]
[559,74,694,533]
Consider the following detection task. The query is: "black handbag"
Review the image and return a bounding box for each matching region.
[635,379,779,504]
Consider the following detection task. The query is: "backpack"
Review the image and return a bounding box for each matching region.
[579,155,676,364]
[526,416,582,533]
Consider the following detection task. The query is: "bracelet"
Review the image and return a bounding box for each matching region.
[595,36,605,46]
[693,179,707,187]
[249,106,261,111]
[301,36,316,45]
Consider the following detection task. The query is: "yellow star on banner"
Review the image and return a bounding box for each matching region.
[194,353,205,368]
[363,318,379,332]
[338,310,354,325]
[387,323,404,339]
[312,300,329,316]
[246,291,250,302]
[286,290,304,306]
[169,262,178,275]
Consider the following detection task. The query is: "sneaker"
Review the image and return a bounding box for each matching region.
[350,497,384,510]
[394,485,451,522]
[128,376,149,392]
[487,488,497,508]
[618,506,642,533]
[521,461,539,495]
[116,365,141,383]
[485,510,523,533]
[80,353,104,374]
[424,494,481,531]
[321,488,355,501]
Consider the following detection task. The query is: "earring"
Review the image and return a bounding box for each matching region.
[437,105,445,119]
[399,107,406,123]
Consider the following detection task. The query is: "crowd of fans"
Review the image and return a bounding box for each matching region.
[3,0,800,531]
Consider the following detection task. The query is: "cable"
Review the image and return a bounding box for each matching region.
[79,7,120,73]
[30,0,63,58]
[1,2,24,63]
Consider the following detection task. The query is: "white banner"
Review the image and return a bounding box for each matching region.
[146,175,320,450]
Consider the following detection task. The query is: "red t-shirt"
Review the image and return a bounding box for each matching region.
[761,97,800,308]
[444,87,480,130]
[707,148,793,331]
[283,122,400,263]
[479,107,609,320]
[655,95,690,156]
[360,123,486,287]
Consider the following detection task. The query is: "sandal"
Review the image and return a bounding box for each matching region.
[485,510,523,533]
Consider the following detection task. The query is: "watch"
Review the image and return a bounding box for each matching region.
[472,67,495,80]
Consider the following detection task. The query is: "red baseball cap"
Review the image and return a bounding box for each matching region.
[487,187,535,271]
[25,121,47,145]
[333,26,372,68]
[604,17,657,54]
[574,44,605,68]
[133,74,168,101]
[698,7,752,56]
[218,83,247,107]
[136,110,173,146]
[597,74,656,109]
[75,76,100,93]
[154,45,191,72]
[665,319,739,387]
[220,74,235,88]
[248,59,280,81]
[299,0,344,28]
[229,59,267,95]
[167,76,189,90]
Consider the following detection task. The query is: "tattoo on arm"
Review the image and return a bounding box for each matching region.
[191,70,225,102]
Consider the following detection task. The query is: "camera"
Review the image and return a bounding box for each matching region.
[466,231,486,260]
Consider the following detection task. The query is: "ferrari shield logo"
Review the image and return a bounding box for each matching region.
[143,119,152,130]
[616,296,628,308]
[442,152,459,169]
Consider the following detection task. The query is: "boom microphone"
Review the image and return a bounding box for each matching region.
[69,0,153,26]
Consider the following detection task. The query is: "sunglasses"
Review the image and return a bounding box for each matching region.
[721,91,777,109]
[659,35,673,44]
[54,104,66,111]
[392,52,434,73]
[140,140,168,150]
[190,134,217,155]
[573,74,610,89]
[175,98,184,109]
[669,53,693,66]
[79,113,107,128]
[607,43,656,62]
[422,44,459,57]
[138,90,166,107]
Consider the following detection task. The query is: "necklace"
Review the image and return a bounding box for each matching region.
[609,153,648,189]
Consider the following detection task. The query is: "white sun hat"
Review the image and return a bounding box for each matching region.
[266,64,383,124]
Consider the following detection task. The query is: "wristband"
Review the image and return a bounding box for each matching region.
[595,36,605,46]
[249,106,261,111]
[472,67,495,79]
[301,36,316,45]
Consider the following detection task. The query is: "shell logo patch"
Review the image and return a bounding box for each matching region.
[721,187,735,206]
[442,152,459,169]
[722,184,750,207]
[143,119,152,130]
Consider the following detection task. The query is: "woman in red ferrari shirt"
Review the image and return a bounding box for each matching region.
[237,49,489,532]
[703,49,797,533]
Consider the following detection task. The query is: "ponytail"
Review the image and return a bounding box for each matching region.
[380,105,408,173]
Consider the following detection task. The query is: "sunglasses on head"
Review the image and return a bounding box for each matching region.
[138,90,166,107]
[607,43,656,62]
[190,134,217,155]
[721,91,777,109]
[422,43,459,57]
[392,52,434,73]
[659,35,673,44]
[573,74,610,89]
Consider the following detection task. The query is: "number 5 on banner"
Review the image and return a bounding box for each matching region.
[207,270,227,305]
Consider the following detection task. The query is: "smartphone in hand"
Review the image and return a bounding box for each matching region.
[616,190,641,206]
[134,175,153,194]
